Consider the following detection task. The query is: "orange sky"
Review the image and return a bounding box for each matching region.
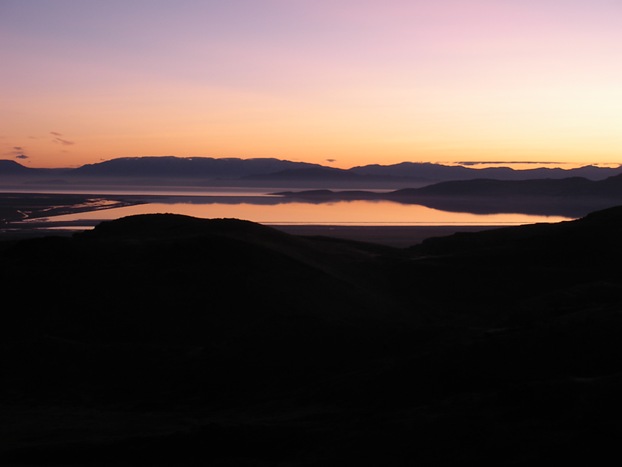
[2,0,621,169]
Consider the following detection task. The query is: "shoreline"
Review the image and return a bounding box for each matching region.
[270,224,495,247]
[1,219,496,247]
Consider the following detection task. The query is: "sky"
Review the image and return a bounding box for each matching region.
[1,0,622,169]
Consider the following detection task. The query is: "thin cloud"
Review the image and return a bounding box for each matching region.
[457,161,566,166]
[53,137,75,146]
[326,158,336,163]
[4,146,29,159]
[50,132,75,146]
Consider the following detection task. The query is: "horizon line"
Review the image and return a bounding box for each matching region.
[4,155,621,171]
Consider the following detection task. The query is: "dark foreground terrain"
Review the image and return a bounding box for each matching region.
[3,208,622,465]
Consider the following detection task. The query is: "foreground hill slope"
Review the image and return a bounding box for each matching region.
[3,210,622,465]
[2,214,409,345]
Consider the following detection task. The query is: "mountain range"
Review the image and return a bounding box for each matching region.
[3,208,622,465]
[2,156,621,189]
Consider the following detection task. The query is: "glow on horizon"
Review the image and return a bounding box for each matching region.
[1,0,621,169]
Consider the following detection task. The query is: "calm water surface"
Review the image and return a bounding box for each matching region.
[40,194,572,226]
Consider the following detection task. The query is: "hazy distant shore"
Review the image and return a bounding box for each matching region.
[271,224,493,247]
[0,192,150,224]
[2,221,492,247]
[0,192,151,241]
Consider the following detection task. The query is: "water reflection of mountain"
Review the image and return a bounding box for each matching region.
[9,169,622,227]
[262,193,612,218]
[148,194,592,218]
[0,193,571,235]
[272,174,622,218]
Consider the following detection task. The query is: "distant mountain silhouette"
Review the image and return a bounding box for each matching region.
[350,161,622,181]
[71,155,322,178]
[2,156,621,189]
[0,159,66,178]
[0,160,33,174]
[242,166,369,182]
[4,209,622,465]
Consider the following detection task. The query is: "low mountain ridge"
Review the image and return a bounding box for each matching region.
[71,155,323,178]
[350,161,622,181]
[0,160,33,174]
[2,156,621,189]
[0,159,66,177]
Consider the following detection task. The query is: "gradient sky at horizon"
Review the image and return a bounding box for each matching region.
[2,0,621,168]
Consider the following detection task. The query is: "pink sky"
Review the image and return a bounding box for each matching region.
[1,0,621,168]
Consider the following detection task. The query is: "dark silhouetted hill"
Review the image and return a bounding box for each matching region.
[4,209,622,465]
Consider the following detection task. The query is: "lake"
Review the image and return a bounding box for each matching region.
[33,192,572,227]
[1,188,576,246]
